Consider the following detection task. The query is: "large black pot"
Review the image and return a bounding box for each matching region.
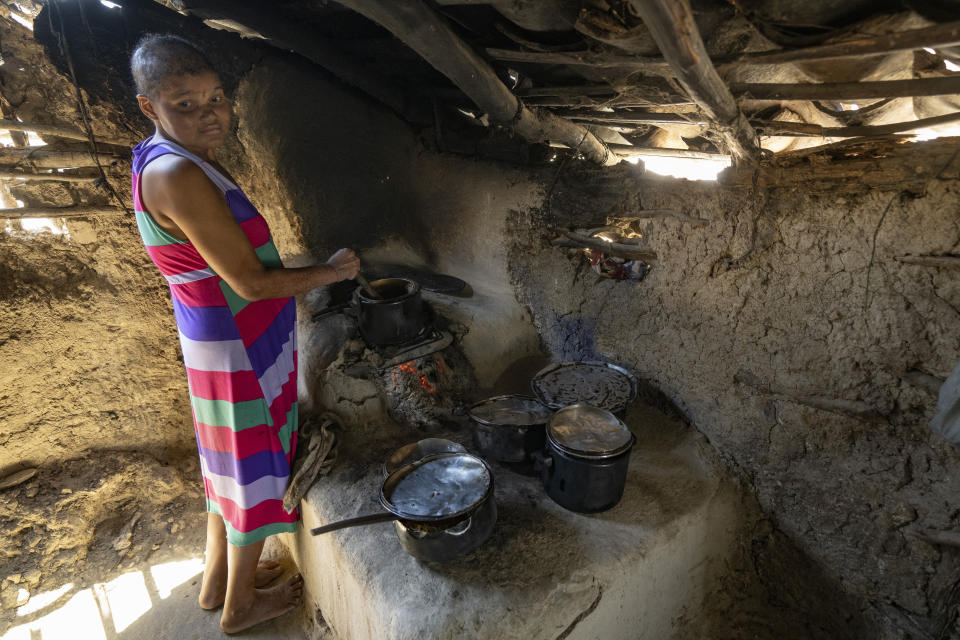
[534,403,635,513]
[354,277,425,346]
[468,395,553,463]
[310,452,496,563]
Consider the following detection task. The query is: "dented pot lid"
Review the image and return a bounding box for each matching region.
[468,395,553,427]
[381,452,492,521]
[547,403,634,459]
[532,361,638,414]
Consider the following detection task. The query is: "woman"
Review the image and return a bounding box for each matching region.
[130,34,360,633]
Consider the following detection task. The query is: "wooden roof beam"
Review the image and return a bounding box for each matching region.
[333,0,618,165]
[626,0,758,163]
[733,76,960,102]
[486,20,960,71]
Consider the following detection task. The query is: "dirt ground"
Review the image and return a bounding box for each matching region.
[0,451,315,639]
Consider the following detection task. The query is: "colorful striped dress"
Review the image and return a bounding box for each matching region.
[131,132,299,545]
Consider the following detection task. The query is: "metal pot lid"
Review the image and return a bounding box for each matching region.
[531,361,638,413]
[384,438,468,475]
[381,452,492,521]
[547,403,634,458]
[468,395,553,427]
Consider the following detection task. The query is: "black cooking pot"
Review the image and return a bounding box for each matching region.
[310,452,496,563]
[534,403,635,513]
[353,277,425,346]
[468,395,553,463]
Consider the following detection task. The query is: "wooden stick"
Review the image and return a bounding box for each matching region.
[734,371,886,422]
[552,231,658,261]
[0,148,121,168]
[333,0,617,165]
[0,206,124,219]
[0,170,100,182]
[525,95,696,108]
[550,109,710,126]
[488,21,960,71]
[609,211,710,227]
[606,144,730,160]
[726,20,960,67]
[487,48,673,74]
[0,118,131,147]
[732,76,960,102]
[627,0,758,162]
[894,255,960,269]
[752,111,960,138]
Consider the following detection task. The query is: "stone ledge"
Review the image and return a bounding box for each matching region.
[280,403,741,640]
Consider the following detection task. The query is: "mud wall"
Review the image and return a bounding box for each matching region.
[223,53,545,400]
[507,162,960,638]
[0,16,193,474]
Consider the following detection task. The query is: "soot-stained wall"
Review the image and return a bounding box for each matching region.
[507,161,960,638]
[224,53,545,392]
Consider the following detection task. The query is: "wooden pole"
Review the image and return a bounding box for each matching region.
[488,21,960,70]
[0,148,121,168]
[551,109,711,126]
[732,76,960,102]
[486,48,673,74]
[0,118,131,147]
[0,206,123,219]
[626,0,758,162]
[606,144,730,160]
[0,170,100,182]
[894,255,960,269]
[752,111,960,138]
[551,231,658,261]
[727,20,960,66]
[333,0,618,165]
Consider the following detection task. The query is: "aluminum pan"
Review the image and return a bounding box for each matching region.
[381,452,493,521]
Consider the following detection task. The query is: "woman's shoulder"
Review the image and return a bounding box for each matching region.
[141,153,208,186]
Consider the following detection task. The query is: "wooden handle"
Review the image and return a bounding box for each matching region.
[310,512,398,535]
[355,273,381,299]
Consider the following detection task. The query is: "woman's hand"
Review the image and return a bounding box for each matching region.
[327,248,361,281]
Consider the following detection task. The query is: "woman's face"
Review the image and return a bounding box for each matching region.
[137,71,230,156]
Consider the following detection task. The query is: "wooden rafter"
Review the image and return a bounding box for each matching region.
[732,76,960,102]
[0,206,123,219]
[0,118,130,147]
[626,0,758,162]
[752,111,960,138]
[0,148,121,168]
[333,0,618,165]
[486,20,960,71]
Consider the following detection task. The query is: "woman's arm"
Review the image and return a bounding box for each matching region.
[140,155,360,301]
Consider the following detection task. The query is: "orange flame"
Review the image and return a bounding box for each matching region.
[391,361,437,393]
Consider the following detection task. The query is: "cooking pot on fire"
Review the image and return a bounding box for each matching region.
[533,403,635,513]
[310,452,496,563]
[353,277,426,346]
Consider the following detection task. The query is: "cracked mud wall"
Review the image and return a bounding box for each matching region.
[0,15,194,474]
[507,160,960,638]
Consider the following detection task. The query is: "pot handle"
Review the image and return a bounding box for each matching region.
[310,512,398,536]
[445,515,473,537]
[531,449,553,486]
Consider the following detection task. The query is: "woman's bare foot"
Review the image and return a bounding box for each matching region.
[198,560,286,610]
[220,574,303,634]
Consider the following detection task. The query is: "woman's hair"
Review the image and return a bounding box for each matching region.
[130,33,216,97]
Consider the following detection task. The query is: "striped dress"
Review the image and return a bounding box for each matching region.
[131,132,299,546]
